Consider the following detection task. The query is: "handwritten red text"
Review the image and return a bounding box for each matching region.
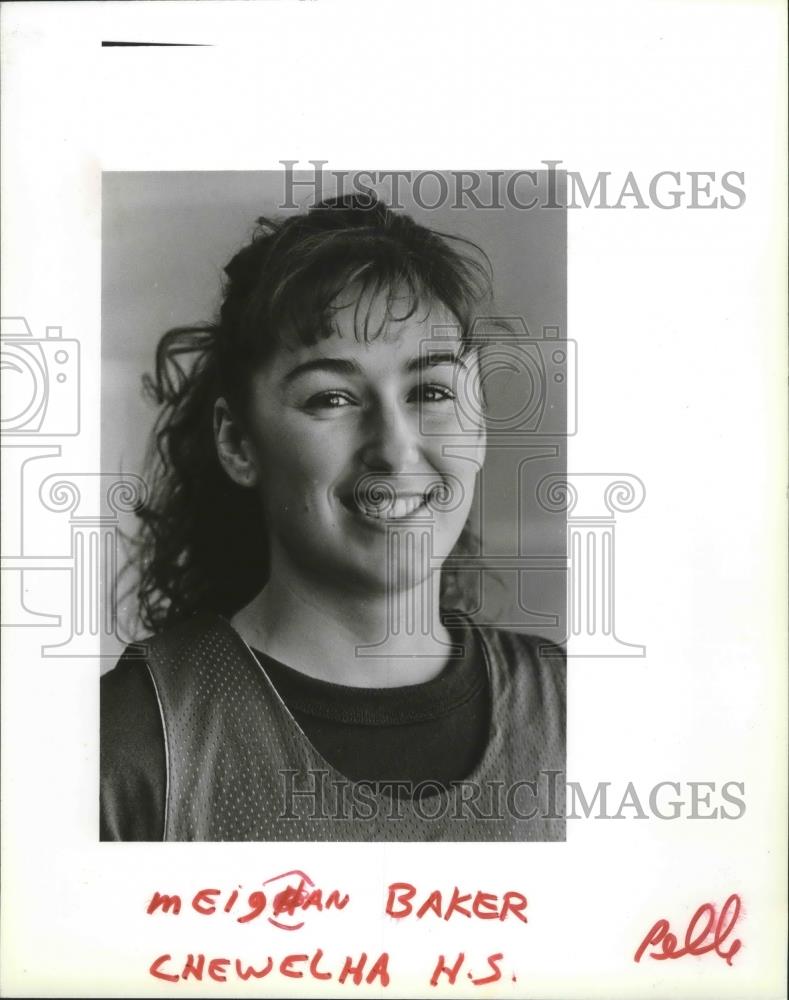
[634,893,742,966]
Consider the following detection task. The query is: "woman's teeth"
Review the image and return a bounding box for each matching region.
[359,495,426,520]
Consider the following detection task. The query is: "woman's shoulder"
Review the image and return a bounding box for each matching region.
[480,625,565,663]
[101,644,154,699]
[111,613,235,669]
[101,646,167,841]
[471,622,566,698]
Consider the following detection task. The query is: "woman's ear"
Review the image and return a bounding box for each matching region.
[214,397,260,488]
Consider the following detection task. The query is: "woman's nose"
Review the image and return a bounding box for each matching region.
[359,400,420,472]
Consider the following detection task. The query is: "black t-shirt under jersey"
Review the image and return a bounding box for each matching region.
[100,630,489,841]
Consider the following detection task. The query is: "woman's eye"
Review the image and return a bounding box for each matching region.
[305,390,356,411]
[412,383,456,404]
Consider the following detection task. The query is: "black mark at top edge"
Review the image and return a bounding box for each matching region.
[101,42,212,47]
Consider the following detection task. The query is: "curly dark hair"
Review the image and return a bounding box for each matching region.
[129,194,492,635]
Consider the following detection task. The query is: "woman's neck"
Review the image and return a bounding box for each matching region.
[231,567,453,688]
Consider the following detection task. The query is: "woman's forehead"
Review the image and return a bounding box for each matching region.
[260,317,472,393]
[337,294,460,341]
[276,298,463,361]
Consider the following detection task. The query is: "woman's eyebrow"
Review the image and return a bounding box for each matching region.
[282,358,362,384]
[282,350,467,384]
[406,350,468,372]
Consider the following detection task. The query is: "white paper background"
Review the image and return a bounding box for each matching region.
[1,1,786,997]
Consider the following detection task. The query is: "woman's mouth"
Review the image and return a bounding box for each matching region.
[355,493,428,521]
[342,476,458,526]
[341,480,443,524]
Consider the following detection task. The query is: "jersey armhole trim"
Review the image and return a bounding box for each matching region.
[145,661,170,842]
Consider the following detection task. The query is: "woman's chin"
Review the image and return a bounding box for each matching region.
[329,559,436,599]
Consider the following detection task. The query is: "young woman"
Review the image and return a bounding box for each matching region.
[100,195,565,842]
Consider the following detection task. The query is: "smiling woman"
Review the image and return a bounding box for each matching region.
[100,194,566,842]
[216,294,484,650]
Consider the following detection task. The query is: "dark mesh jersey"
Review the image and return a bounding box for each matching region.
[104,614,566,842]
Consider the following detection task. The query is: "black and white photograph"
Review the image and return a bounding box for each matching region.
[100,170,568,842]
[1,1,785,997]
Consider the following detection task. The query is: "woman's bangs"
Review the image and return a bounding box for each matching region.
[272,257,430,350]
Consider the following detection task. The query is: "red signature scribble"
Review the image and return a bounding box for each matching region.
[634,893,742,966]
[263,870,314,931]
